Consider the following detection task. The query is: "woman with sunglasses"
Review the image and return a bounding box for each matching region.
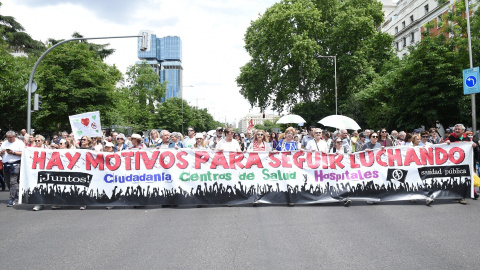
[192,133,207,149]
[330,138,350,154]
[233,133,246,152]
[360,132,382,151]
[33,135,46,148]
[306,128,328,153]
[379,128,393,148]
[247,130,271,152]
[114,133,128,152]
[79,136,93,150]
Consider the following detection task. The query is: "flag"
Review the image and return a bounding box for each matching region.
[248,119,253,130]
[69,111,102,141]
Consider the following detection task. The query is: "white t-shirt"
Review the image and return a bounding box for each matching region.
[305,139,328,153]
[183,136,196,148]
[215,139,241,152]
[1,138,25,163]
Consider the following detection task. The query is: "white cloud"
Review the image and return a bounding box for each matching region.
[2,0,279,127]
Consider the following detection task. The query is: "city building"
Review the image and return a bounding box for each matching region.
[381,0,453,58]
[238,113,279,133]
[137,31,183,101]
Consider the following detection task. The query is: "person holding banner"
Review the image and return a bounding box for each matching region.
[330,138,350,154]
[360,132,382,151]
[170,132,185,148]
[276,127,299,151]
[216,127,241,152]
[129,134,145,149]
[305,128,328,153]
[193,133,208,149]
[155,130,176,149]
[247,130,271,152]
[1,131,24,207]
[148,130,161,147]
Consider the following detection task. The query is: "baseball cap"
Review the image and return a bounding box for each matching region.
[413,129,420,133]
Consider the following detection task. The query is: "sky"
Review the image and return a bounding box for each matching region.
[1,0,280,126]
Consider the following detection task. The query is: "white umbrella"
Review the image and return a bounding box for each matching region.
[276,114,306,124]
[318,115,361,130]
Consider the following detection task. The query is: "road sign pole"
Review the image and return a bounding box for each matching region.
[466,0,475,132]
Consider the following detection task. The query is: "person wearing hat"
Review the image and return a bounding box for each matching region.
[192,133,207,149]
[412,129,420,136]
[103,141,114,152]
[443,128,452,142]
[129,134,144,149]
[155,130,176,149]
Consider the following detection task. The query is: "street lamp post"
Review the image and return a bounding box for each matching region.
[318,55,337,115]
[26,35,145,134]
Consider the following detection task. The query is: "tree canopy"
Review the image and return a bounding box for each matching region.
[237,0,394,115]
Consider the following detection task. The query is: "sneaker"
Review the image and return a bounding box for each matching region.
[79,205,86,210]
[426,198,434,206]
[344,200,352,206]
[458,199,467,205]
[7,199,15,207]
[474,192,479,200]
[33,205,44,211]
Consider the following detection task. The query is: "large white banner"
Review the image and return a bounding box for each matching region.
[68,111,102,140]
[19,143,474,205]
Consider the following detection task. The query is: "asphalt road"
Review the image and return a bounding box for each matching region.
[1,190,480,270]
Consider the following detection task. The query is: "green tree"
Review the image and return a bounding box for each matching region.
[357,0,477,130]
[0,2,45,55]
[0,42,33,132]
[34,41,123,133]
[48,32,115,60]
[117,61,166,132]
[236,0,394,114]
[154,98,222,133]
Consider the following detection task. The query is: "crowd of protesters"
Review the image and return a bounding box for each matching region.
[1,123,479,210]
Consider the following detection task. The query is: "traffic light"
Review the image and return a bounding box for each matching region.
[139,31,150,51]
[34,93,43,111]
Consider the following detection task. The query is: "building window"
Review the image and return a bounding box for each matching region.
[395,26,398,34]
[403,37,406,48]
[437,15,442,28]
[425,4,429,14]
[395,42,399,50]
[411,32,415,43]
[402,21,405,29]
[410,15,414,23]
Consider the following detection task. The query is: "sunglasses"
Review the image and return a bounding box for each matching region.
[35,140,41,142]
[188,129,194,132]
[371,135,378,138]
[315,132,322,134]
[381,131,387,133]
[80,139,86,141]
[421,136,428,138]
[257,134,264,136]
[336,141,342,144]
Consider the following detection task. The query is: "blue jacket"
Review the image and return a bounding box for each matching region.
[155,140,176,148]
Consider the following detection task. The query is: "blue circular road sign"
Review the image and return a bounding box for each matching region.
[466,76,477,87]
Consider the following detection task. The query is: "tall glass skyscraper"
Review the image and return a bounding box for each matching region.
[137,31,183,102]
